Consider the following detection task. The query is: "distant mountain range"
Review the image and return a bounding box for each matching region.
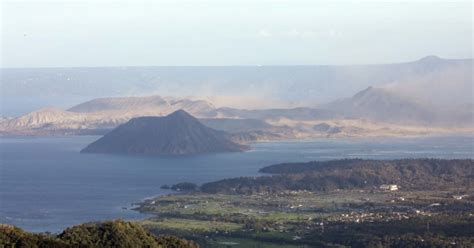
[0,56,472,138]
[0,87,472,138]
[68,95,215,117]
[325,86,472,126]
[81,110,248,155]
[2,56,472,115]
[325,87,433,124]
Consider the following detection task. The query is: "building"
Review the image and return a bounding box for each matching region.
[379,184,398,191]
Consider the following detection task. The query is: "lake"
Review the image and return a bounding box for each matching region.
[0,135,473,232]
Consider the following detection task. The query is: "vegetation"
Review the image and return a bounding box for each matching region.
[161,184,171,189]
[5,159,473,247]
[201,159,474,194]
[207,237,307,248]
[0,224,67,248]
[80,110,248,155]
[137,189,474,247]
[136,159,474,247]
[308,214,474,247]
[0,220,198,248]
[143,219,242,233]
[170,182,199,192]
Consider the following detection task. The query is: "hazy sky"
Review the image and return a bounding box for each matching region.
[1,0,472,67]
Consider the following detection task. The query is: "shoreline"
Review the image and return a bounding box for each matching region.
[2,137,473,235]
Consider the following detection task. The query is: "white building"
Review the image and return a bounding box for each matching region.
[379,184,399,191]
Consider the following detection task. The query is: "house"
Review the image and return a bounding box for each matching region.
[452,195,468,200]
[379,184,399,191]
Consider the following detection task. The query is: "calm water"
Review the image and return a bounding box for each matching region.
[0,135,473,232]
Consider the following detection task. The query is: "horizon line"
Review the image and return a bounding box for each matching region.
[1,55,472,70]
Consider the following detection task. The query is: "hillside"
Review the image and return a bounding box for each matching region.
[0,220,198,248]
[325,86,472,127]
[81,110,249,155]
[201,159,474,194]
[324,86,437,124]
[68,95,215,117]
[323,56,473,126]
[1,95,472,138]
[1,56,472,136]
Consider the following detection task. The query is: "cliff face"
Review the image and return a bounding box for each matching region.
[81,110,249,155]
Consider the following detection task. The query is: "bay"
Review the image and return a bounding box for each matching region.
[0,135,472,232]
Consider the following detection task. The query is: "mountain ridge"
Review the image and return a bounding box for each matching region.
[1,55,472,137]
[81,110,249,155]
[324,85,472,126]
[3,56,471,115]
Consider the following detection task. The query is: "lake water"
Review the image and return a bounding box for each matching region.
[0,135,473,233]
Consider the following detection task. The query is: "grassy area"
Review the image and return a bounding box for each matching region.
[142,218,243,232]
[259,212,311,222]
[138,189,474,247]
[208,237,308,248]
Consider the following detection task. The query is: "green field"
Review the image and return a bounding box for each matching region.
[208,238,309,248]
[142,218,243,232]
[137,189,474,247]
